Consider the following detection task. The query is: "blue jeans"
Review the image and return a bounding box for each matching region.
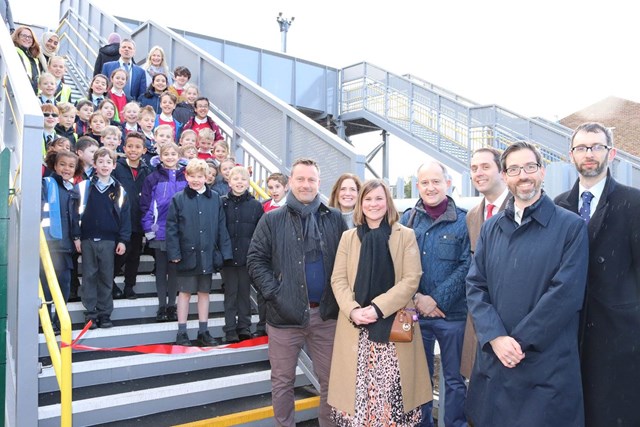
[418,318,468,427]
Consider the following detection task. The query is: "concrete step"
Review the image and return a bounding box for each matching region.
[39,341,269,393]
[64,294,225,324]
[38,367,312,427]
[38,315,259,357]
[77,254,156,275]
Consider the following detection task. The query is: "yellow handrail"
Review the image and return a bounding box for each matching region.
[38,227,73,426]
[250,180,269,200]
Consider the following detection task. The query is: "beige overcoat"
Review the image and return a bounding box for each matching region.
[327,223,432,415]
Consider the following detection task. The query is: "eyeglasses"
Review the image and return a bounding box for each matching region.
[505,163,541,177]
[19,33,34,40]
[571,144,610,154]
[43,113,59,118]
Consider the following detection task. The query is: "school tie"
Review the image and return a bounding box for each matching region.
[46,134,53,145]
[95,97,103,105]
[486,203,495,219]
[579,191,594,223]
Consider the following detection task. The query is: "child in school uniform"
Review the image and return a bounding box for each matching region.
[196,128,216,160]
[121,101,142,135]
[107,68,130,121]
[178,129,197,147]
[38,72,58,105]
[86,74,109,108]
[84,112,108,143]
[154,91,182,141]
[101,125,124,155]
[74,99,94,137]
[76,147,131,329]
[140,142,187,322]
[42,103,59,157]
[180,143,198,161]
[138,105,157,156]
[166,158,232,346]
[263,172,289,213]
[54,102,78,148]
[41,150,82,332]
[137,73,168,114]
[98,98,121,126]
[212,157,234,196]
[112,131,150,300]
[220,166,263,342]
[167,66,191,102]
[48,56,72,104]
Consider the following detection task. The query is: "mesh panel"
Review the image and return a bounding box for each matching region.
[238,87,284,160]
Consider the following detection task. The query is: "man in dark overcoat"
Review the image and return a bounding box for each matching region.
[466,141,588,427]
[555,122,640,427]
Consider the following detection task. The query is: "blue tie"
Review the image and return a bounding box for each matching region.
[579,191,594,223]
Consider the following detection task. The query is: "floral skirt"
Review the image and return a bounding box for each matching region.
[331,328,422,427]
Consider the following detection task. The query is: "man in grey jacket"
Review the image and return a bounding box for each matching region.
[248,158,346,427]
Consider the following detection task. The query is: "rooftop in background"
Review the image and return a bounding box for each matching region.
[560,96,640,157]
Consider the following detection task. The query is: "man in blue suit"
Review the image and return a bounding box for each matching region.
[101,39,146,100]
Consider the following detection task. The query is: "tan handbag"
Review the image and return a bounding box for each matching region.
[389,308,414,342]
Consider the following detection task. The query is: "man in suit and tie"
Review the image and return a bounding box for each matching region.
[101,39,146,100]
[460,147,509,379]
[555,122,640,427]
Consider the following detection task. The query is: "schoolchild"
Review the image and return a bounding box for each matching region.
[140,142,187,322]
[74,99,94,136]
[205,159,218,186]
[168,66,191,102]
[154,91,182,141]
[98,98,121,126]
[42,137,72,177]
[137,73,168,114]
[76,147,131,329]
[196,128,216,160]
[178,129,197,147]
[86,74,109,108]
[166,158,232,346]
[220,166,264,342]
[41,150,81,331]
[48,56,72,104]
[112,131,150,300]
[107,68,130,121]
[42,103,59,157]
[213,140,230,164]
[211,157,234,196]
[54,102,78,148]
[181,143,198,161]
[68,136,100,301]
[263,172,288,212]
[173,83,199,125]
[121,101,142,136]
[38,72,57,105]
[85,112,107,143]
[101,125,124,154]
[138,105,157,156]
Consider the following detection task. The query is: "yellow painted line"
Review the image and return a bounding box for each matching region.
[174,396,320,427]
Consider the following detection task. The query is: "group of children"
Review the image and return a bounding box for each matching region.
[38,52,292,344]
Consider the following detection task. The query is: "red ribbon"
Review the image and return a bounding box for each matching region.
[60,321,269,354]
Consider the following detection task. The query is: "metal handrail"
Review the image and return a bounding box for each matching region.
[38,228,73,426]
[58,33,93,71]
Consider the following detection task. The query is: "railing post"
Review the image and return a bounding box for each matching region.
[0,148,10,427]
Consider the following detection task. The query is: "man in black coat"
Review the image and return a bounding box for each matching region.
[93,32,121,77]
[555,122,640,427]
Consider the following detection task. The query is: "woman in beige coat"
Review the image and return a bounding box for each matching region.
[328,179,432,426]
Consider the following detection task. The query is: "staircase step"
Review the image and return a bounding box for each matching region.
[80,273,224,295]
[38,315,258,357]
[64,294,225,323]
[39,343,269,393]
[38,367,311,426]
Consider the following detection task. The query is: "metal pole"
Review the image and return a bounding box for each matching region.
[276,12,294,53]
[0,148,10,427]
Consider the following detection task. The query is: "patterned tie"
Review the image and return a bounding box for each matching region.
[96,97,103,106]
[579,191,594,223]
[486,203,495,219]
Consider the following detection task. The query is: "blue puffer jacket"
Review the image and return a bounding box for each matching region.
[140,161,186,241]
[400,196,471,321]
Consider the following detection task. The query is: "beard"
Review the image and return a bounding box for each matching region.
[576,157,607,178]
[509,178,541,203]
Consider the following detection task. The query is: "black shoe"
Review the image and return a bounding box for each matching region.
[123,286,137,300]
[68,289,80,302]
[238,333,252,341]
[252,330,267,338]
[97,317,113,328]
[86,318,97,330]
[175,332,192,346]
[224,333,240,344]
[197,331,219,347]
[156,306,168,322]
[166,305,178,322]
[112,284,124,299]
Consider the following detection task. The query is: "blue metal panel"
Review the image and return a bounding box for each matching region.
[262,53,293,105]
[295,61,326,113]
[225,44,259,84]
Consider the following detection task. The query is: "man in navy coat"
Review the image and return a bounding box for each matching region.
[466,141,588,427]
[555,122,640,427]
[101,39,146,100]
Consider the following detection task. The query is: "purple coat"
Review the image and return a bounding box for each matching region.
[140,163,186,241]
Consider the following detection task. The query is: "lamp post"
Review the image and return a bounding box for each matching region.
[276,12,294,53]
